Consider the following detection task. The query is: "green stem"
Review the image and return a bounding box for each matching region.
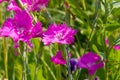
[103,28,109,80]
[41,58,57,80]
[33,41,43,80]
[64,1,72,79]
[76,69,81,80]
[3,38,8,79]
[84,0,100,54]
[103,0,110,80]
[34,52,41,80]
[16,0,25,10]
[65,45,72,80]
[1,2,8,80]
[22,53,27,80]
[19,43,27,80]
[46,8,54,23]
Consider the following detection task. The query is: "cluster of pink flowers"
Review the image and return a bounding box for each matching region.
[0,0,49,12]
[51,51,104,75]
[0,10,43,49]
[0,0,78,49]
[0,0,104,77]
[0,0,50,50]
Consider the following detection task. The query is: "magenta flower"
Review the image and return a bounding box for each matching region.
[7,0,49,12]
[78,52,104,75]
[105,38,109,47]
[0,10,43,49]
[113,45,120,50]
[31,0,49,11]
[7,0,21,11]
[42,23,77,45]
[105,37,120,50]
[51,51,66,65]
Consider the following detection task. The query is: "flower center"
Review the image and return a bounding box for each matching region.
[87,63,95,68]
[55,33,62,40]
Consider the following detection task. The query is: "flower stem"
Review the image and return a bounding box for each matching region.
[41,57,57,80]
[46,8,54,23]
[19,43,27,80]
[1,3,8,80]
[103,0,110,79]
[3,38,8,79]
[34,53,41,80]
[65,45,72,80]
[22,52,27,80]
[76,69,81,80]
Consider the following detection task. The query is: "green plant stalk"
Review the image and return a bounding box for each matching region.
[65,45,72,80]
[19,43,27,80]
[103,0,110,79]
[34,54,37,80]
[64,1,73,79]
[25,47,31,80]
[103,30,108,80]
[46,8,54,23]
[41,57,57,80]
[33,40,45,80]
[102,28,109,80]
[1,2,8,80]
[76,69,81,80]
[34,53,41,80]
[56,44,62,80]
[58,65,61,80]
[84,0,100,53]
[16,0,25,10]
[3,38,8,79]
[75,35,81,57]
[22,51,27,80]
[81,0,86,10]
[0,4,2,24]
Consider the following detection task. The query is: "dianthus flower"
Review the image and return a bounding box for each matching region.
[7,0,49,12]
[51,51,78,72]
[51,51,66,65]
[0,10,43,49]
[42,23,77,45]
[78,52,104,75]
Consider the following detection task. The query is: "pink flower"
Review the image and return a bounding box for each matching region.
[78,52,104,75]
[51,51,66,65]
[105,37,120,50]
[105,38,109,47]
[7,0,49,12]
[32,0,49,11]
[7,0,21,11]
[113,45,120,50]
[42,23,77,45]
[0,10,43,49]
